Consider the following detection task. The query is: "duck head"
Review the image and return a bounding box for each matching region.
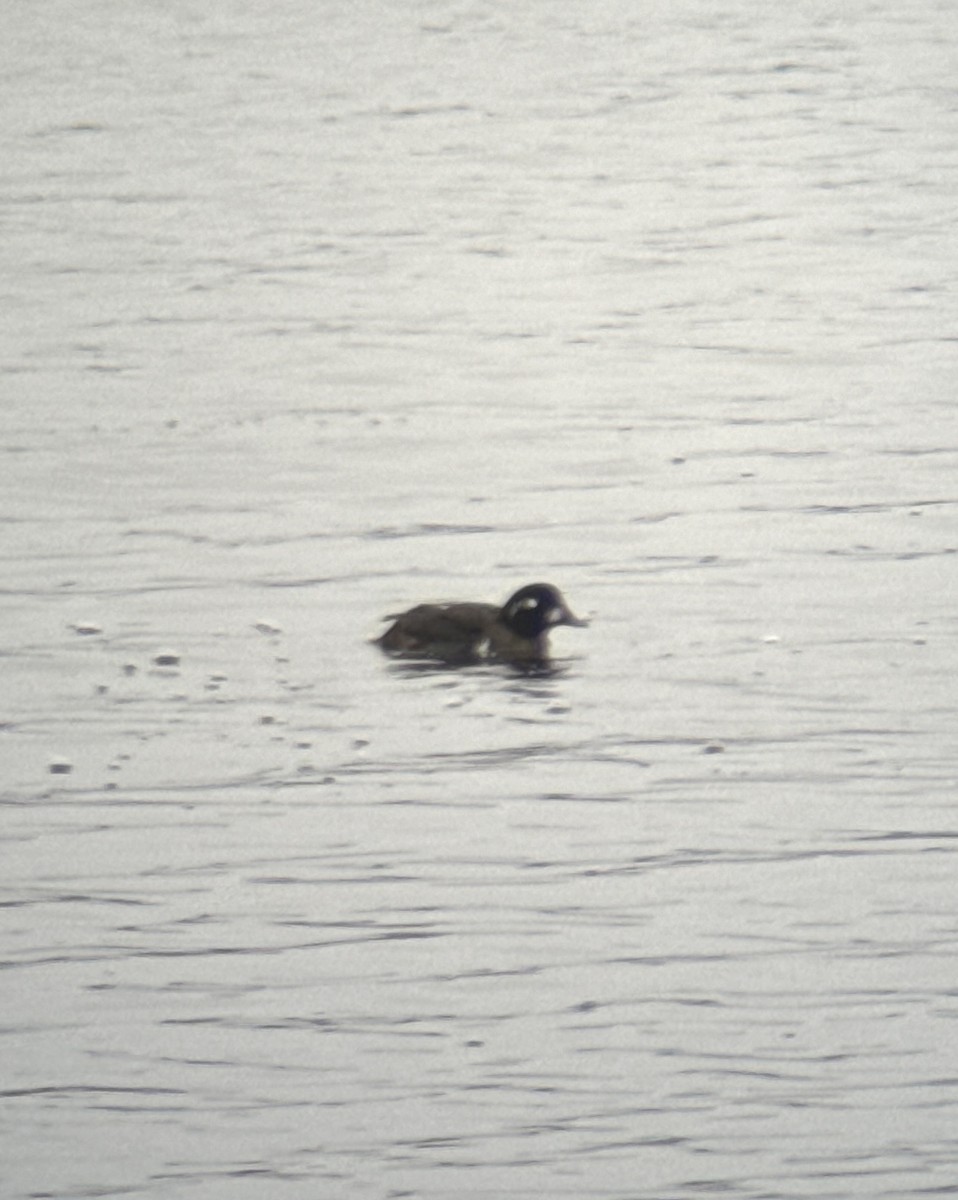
[499,583,588,640]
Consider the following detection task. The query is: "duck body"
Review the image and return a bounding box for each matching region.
[376,583,585,668]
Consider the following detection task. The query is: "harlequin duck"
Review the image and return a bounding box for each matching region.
[376,583,586,668]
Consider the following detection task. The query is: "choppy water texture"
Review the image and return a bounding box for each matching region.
[3,2,958,1197]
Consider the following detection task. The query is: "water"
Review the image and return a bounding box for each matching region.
[2,1,957,1197]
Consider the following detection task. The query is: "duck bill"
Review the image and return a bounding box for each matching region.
[549,605,588,628]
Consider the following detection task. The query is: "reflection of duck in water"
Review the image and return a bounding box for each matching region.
[376,583,587,669]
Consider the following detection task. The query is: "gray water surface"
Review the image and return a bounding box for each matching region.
[3,2,958,1198]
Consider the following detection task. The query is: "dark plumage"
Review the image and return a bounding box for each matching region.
[376,583,586,668]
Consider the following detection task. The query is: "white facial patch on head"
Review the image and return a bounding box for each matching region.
[545,606,564,625]
[507,596,540,621]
